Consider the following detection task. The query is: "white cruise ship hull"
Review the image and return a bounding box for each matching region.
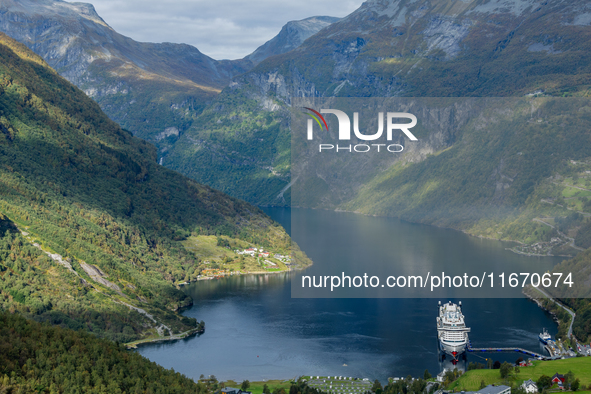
[439,340,467,358]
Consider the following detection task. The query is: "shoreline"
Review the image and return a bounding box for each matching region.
[178,266,294,286]
[522,287,577,342]
[126,327,203,349]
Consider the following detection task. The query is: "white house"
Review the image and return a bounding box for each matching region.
[521,380,538,393]
[243,248,256,256]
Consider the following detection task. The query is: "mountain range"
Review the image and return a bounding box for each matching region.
[0,0,337,143]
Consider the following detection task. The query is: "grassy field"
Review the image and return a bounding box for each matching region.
[449,358,591,391]
[224,379,293,394]
[181,235,291,280]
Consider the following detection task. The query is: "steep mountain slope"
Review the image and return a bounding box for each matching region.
[0,32,296,342]
[0,311,203,393]
[162,0,591,248]
[247,16,340,65]
[0,0,253,143]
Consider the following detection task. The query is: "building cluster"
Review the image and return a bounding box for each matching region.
[236,247,270,257]
[576,342,591,355]
[520,373,572,392]
[234,248,292,264]
[517,359,533,367]
[199,268,231,278]
[437,373,572,394]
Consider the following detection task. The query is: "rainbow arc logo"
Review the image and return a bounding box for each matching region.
[304,107,329,133]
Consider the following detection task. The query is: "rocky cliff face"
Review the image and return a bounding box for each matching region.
[247,16,340,64]
[0,0,247,88]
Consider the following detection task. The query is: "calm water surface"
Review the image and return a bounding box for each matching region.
[137,208,563,382]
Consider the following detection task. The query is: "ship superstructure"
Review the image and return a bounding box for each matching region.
[437,301,470,360]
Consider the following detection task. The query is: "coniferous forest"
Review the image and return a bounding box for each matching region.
[0,311,204,393]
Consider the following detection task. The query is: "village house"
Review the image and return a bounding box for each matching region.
[521,379,538,393]
[551,373,566,390]
[244,248,255,256]
[221,388,252,394]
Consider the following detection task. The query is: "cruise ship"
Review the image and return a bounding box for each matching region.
[437,301,471,360]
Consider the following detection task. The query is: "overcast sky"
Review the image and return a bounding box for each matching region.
[82,0,363,60]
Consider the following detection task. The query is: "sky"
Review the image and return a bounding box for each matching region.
[82,0,364,60]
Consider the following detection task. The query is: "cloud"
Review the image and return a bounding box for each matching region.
[80,0,363,60]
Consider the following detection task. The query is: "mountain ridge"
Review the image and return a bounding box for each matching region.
[0,0,339,145]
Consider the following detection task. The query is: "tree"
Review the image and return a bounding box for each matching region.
[263,384,271,394]
[487,358,493,369]
[571,379,580,392]
[410,378,426,394]
[537,375,552,390]
[480,380,486,389]
[565,371,575,387]
[241,380,251,391]
[423,369,431,380]
[515,357,524,365]
[500,362,513,378]
[372,379,383,394]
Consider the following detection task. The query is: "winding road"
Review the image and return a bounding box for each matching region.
[536,287,576,338]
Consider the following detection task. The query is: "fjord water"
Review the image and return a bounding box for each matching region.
[137,208,562,381]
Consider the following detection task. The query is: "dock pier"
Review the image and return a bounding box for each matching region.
[467,343,546,359]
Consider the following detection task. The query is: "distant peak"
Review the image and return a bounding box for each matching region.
[246,15,340,64]
[0,0,111,28]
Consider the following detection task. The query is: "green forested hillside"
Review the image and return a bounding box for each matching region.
[0,32,294,342]
[541,247,591,343]
[344,99,591,251]
[0,311,204,393]
[161,84,292,205]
